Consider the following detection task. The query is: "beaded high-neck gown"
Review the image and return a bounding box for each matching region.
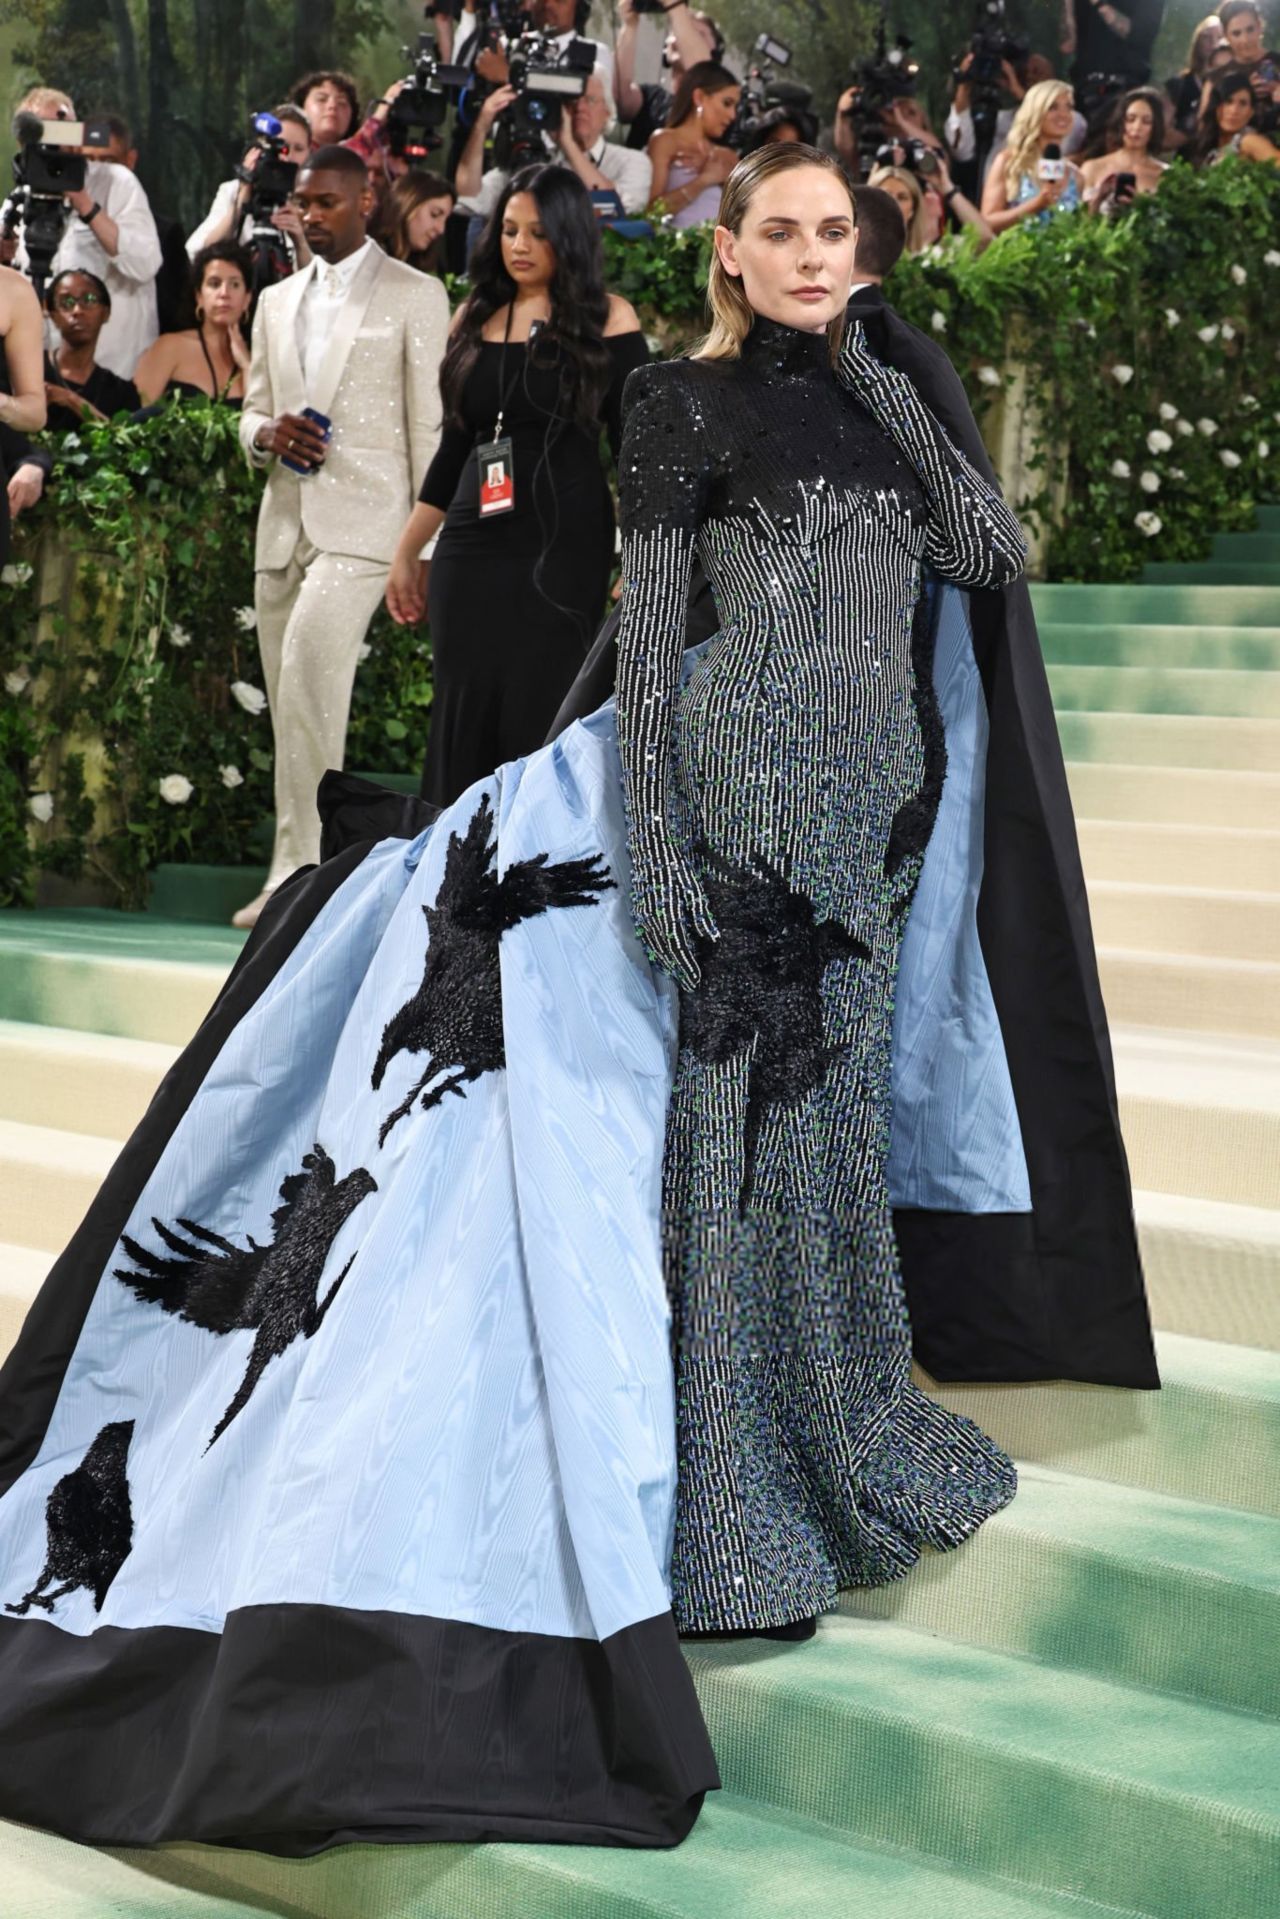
[615,314,1029,1632]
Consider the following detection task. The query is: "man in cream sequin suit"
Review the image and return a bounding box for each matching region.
[236,146,447,927]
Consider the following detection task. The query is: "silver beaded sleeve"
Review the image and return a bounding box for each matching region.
[837,322,1028,589]
[614,362,719,990]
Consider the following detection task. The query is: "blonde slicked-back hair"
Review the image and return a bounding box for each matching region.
[693,142,857,364]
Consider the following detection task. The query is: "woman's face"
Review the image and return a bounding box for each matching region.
[408,194,453,251]
[1123,99,1155,149]
[49,273,108,349]
[500,190,556,292]
[715,165,856,335]
[200,261,250,329]
[1042,91,1076,142]
[881,175,916,226]
[1218,85,1255,132]
[280,119,312,166]
[303,82,353,145]
[695,84,742,140]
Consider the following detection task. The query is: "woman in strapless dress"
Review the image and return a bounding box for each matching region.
[646,61,742,228]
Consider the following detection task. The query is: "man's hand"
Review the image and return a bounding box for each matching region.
[8,462,45,517]
[1000,58,1025,101]
[555,105,580,153]
[65,185,94,218]
[479,82,519,130]
[475,46,511,84]
[256,411,329,467]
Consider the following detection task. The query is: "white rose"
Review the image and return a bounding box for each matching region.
[1146,429,1173,454]
[1,562,32,586]
[1221,322,1236,341]
[1158,402,1179,422]
[1111,364,1134,385]
[168,623,192,649]
[234,606,257,633]
[1139,470,1161,493]
[231,680,268,715]
[158,774,194,805]
[1176,419,1195,437]
[1196,418,1218,437]
[1241,395,1260,410]
[1168,467,1186,480]
[1220,448,1242,468]
[4,668,30,696]
[1266,250,1280,266]
[1196,325,1219,344]
[1230,263,1247,285]
[219,764,244,789]
[1164,309,1180,326]
[1110,459,1131,479]
[977,365,1002,387]
[1258,441,1271,461]
[931,309,946,333]
[27,791,53,823]
[1134,511,1162,537]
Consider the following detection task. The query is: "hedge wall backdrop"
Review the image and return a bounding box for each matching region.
[2,158,1277,907]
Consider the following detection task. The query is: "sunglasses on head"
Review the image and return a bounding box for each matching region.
[53,291,105,310]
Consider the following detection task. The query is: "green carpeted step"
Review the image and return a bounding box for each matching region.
[1088,879,1280,962]
[1136,1191,1280,1352]
[1077,820,1280,891]
[841,1461,1280,1717]
[0,910,241,1044]
[1048,664,1280,719]
[1055,710,1280,771]
[1040,623,1280,671]
[0,1794,1165,1919]
[1065,761,1280,829]
[1212,531,1280,562]
[0,1020,178,1139]
[1252,504,1280,532]
[1098,947,1280,1041]
[926,1331,1280,1518]
[687,1613,1280,1919]
[1114,1028,1280,1211]
[1143,561,1280,586]
[1032,583,1280,627]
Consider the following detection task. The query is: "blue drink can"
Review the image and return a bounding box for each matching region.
[281,406,331,477]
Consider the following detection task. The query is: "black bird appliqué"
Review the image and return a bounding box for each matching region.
[372,793,616,1146]
[683,850,871,1211]
[114,1146,377,1449]
[6,1419,135,1617]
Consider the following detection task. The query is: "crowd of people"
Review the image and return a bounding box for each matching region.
[1,1,1277,927]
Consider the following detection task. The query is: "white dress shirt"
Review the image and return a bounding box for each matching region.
[296,238,373,396]
[39,160,162,379]
[460,135,651,218]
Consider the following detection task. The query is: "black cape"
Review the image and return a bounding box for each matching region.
[548,285,1158,1394]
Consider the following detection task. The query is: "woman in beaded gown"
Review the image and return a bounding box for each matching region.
[0,147,1154,1853]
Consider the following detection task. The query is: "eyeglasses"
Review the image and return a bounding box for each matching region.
[53,291,105,311]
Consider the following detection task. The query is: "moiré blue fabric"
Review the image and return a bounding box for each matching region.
[887,583,1032,1212]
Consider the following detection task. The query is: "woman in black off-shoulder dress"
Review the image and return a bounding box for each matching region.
[387,163,648,808]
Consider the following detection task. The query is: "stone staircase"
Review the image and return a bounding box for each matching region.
[0,516,1277,1917]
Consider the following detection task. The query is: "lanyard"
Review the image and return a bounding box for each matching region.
[492,299,519,443]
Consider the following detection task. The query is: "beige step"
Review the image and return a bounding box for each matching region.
[0,1020,177,1140]
[1114,1028,1280,1210]
[1066,761,1280,831]
[1136,1192,1280,1351]
[0,1118,118,1253]
[1086,880,1280,963]
[1055,710,1280,772]
[0,1241,50,1364]
[1077,820,1280,892]
[1099,947,1280,1042]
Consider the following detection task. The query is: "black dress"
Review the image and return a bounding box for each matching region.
[43,354,140,434]
[418,327,649,809]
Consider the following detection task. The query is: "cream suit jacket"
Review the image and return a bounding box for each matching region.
[239,244,448,571]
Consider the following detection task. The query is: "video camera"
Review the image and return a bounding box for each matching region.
[950,0,1028,173]
[873,134,942,178]
[1077,70,1131,127]
[492,18,597,173]
[386,11,473,160]
[5,111,110,298]
[233,112,302,296]
[733,35,819,151]
[842,13,919,179]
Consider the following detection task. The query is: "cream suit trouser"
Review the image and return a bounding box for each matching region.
[256,534,388,889]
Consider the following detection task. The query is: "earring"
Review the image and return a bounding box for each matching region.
[696,104,703,117]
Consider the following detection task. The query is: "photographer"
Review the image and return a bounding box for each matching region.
[833,82,948,182]
[613,0,723,149]
[456,71,652,219]
[186,105,313,266]
[981,79,1084,230]
[646,61,741,223]
[1219,1,1280,133]
[43,269,138,429]
[8,87,161,379]
[946,51,1085,181]
[870,146,994,251]
[1064,0,1167,121]
[458,0,616,94]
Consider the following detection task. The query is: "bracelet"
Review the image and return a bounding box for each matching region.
[942,185,960,203]
[79,201,102,225]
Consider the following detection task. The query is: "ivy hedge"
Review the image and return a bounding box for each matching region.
[2,156,1276,906]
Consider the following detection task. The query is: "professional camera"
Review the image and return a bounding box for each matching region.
[950,0,1029,173]
[233,112,302,295]
[842,13,919,178]
[5,111,109,297]
[492,24,597,172]
[1077,70,1130,127]
[732,35,819,150]
[386,11,473,160]
[873,134,942,177]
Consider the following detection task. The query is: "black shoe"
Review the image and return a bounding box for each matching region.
[681,1615,818,1643]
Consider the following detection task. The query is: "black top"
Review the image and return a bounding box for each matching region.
[419,327,650,515]
[1071,0,1164,85]
[43,354,140,434]
[625,80,673,153]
